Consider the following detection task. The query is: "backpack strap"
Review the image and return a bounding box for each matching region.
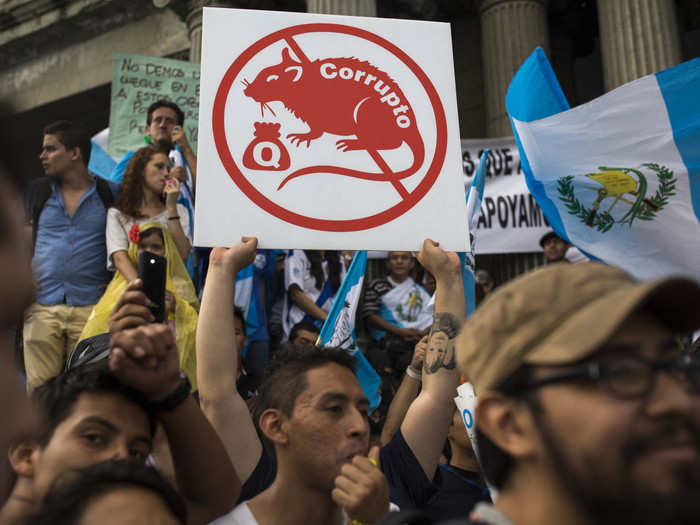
[94,175,115,209]
[28,177,53,250]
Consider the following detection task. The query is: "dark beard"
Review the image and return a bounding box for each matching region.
[531,406,700,525]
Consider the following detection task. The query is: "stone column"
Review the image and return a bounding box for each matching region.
[597,0,682,91]
[479,0,549,137]
[306,0,376,17]
[186,4,205,63]
[181,1,232,63]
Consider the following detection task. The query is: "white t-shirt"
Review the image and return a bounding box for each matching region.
[105,205,191,270]
[209,502,398,524]
[281,250,345,340]
[209,502,351,525]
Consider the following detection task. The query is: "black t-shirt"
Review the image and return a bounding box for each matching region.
[236,448,276,504]
[380,430,489,520]
[424,465,490,521]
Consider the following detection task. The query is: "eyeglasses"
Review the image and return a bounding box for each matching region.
[521,352,700,399]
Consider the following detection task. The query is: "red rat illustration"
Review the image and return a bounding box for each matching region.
[244,48,425,190]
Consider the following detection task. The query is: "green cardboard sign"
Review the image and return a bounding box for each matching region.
[108,53,200,158]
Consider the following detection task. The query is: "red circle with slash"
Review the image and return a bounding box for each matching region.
[213,23,447,232]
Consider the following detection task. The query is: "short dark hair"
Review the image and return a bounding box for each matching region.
[146,100,184,126]
[140,226,164,245]
[26,460,186,525]
[42,120,91,166]
[475,365,534,490]
[258,346,357,416]
[289,320,320,344]
[32,362,157,447]
[233,306,245,328]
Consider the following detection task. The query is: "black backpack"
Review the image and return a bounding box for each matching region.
[27,175,115,249]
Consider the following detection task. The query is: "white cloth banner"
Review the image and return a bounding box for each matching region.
[461,137,551,254]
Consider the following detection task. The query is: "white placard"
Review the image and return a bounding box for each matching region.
[462,137,551,254]
[195,8,468,251]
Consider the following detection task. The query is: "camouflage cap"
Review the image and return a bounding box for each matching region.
[457,262,700,394]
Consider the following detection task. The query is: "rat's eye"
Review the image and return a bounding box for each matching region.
[266,74,279,82]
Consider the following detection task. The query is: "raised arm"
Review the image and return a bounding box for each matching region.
[164,180,191,262]
[400,239,464,479]
[109,293,239,525]
[172,126,197,186]
[380,336,426,445]
[196,238,263,482]
[288,285,328,322]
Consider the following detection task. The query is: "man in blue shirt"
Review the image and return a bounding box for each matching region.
[23,121,119,390]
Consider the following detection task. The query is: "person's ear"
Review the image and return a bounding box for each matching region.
[69,146,81,162]
[8,440,40,478]
[476,393,538,460]
[258,408,289,446]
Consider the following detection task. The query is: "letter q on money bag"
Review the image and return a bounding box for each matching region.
[242,122,290,171]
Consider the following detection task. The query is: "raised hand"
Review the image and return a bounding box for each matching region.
[109,323,180,402]
[109,279,154,334]
[409,335,428,373]
[171,126,191,152]
[415,238,461,281]
[170,165,187,183]
[209,237,258,275]
[163,177,180,208]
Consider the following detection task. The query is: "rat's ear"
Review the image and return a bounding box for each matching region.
[281,48,298,64]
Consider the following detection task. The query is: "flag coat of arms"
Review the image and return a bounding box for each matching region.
[507,48,700,281]
[318,251,382,411]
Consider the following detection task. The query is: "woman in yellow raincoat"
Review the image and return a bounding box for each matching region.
[78,221,199,388]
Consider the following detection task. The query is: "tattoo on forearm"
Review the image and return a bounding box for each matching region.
[423,313,461,374]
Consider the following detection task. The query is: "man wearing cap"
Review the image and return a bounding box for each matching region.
[457,262,700,525]
[539,230,569,264]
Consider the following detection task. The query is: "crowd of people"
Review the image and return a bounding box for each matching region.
[0,97,698,525]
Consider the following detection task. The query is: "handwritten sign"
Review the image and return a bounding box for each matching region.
[195,8,468,251]
[108,53,200,158]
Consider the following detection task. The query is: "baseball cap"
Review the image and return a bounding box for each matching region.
[539,230,563,248]
[456,262,700,393]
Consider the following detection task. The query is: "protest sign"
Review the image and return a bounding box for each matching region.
[195,8,468,251]
[461,137,550,254]
[108,53,200,158]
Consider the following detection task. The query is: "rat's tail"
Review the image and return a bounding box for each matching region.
[277,135,425,190]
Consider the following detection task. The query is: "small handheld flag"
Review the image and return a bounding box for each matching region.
[318,251,381,410]
[460,150,489,316]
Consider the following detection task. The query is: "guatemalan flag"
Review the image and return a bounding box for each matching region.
[318,251,381,411]
[507,48,700,281]
[460,150,488,317]
[88,128,118,179]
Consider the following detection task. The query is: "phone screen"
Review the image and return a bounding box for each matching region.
[138,250,167,323]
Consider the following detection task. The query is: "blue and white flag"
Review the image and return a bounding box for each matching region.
[318,251,381,411]
[88,128,119,179]
[507,48,700,281]
[234,255,266,355]
[459,150,489,316]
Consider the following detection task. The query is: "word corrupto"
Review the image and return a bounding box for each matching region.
[212,23,448,232]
